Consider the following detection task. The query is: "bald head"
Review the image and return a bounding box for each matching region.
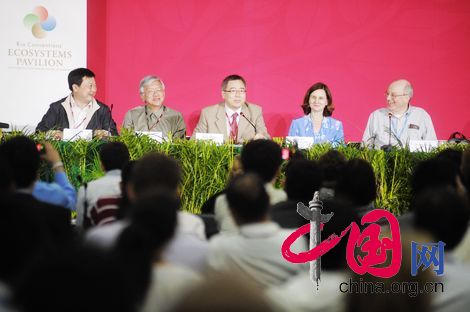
[389,79,413,97]
[386,79,413,115]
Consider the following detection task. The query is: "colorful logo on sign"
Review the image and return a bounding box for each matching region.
[23,6,56,39]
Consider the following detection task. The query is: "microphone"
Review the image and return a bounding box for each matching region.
[240,112,257,133]
[107,104,114,136]
[381,112,393,152]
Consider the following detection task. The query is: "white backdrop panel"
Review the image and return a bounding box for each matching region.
[0,0,86,131]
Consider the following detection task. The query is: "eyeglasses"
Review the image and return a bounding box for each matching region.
[385,92,408,99]
[224,89,246,95]
[145,89,164,96]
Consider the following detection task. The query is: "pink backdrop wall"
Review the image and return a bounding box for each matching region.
[88,0,470,141]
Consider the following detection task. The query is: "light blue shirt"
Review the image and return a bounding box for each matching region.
[33,171,77,210]
[288,115,344,145]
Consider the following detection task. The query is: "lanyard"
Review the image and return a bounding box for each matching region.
[391,113,410,141]
[146,106,166,131]
[69,102,88,129]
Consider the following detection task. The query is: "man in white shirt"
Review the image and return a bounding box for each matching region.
[214,139,287,234]
[362,79,437,149]
[208,173,306,288]
[76,142,130,228]
[85,152,208,273]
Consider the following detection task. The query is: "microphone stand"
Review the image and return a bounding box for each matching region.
[106,104,114,137]
[381,112,393,152]
[240,112,257,133]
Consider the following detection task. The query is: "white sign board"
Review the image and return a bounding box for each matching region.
[63,128,92,141]
[286,136,315,149]
[135,131,164,143]
[408,140,439,152]
[0,0,87,131]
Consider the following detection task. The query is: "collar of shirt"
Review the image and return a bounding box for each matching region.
[70,95,92,111]
[146,105,164,120]
[105,169,122,177]
[70,95,93,128]
[225,105,242,119]
[391,105,412,119]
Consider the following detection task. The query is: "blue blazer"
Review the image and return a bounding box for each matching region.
[288,116,344,145]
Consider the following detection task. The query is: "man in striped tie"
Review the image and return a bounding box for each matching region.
[192,74,270,143]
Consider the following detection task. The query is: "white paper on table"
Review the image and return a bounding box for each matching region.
[62,128,93,141]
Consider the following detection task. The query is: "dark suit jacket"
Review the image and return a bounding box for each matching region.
[192,102,270,142]
[36,97,118,135]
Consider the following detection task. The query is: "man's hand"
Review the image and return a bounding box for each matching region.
[47,130,63,140]
[42,142,64,172]
[94,129,110,139]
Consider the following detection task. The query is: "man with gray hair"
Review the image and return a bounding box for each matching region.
[362,79,437,149]
[122,75,186,138]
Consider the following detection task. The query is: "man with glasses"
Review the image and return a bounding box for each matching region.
[192,74,269,143]
[122,75,186,139]
[362,79,436,149]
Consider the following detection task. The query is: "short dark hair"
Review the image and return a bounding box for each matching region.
[413,187,470,250]
[0,136,40,188]
[411,157,459,197]
[284,158,323,204]
[241,139,282,182]
[461,147,470,195]
[318,150,347,187]
[131,153,182,197]
[321,198,360,271]
[221,74,246,90]
[117,160,136,219]
[0,154,12,193]
[113,190,179,307]
[122,190,179,256]
[99,142,130,171]
[301,82,334,117]
[226,173,270,224]
[335,159,377,206]
[68,68,95,91]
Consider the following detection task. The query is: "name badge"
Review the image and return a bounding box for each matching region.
[63,128,93,141]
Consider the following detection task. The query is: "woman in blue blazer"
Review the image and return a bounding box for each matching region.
[288,82,344,145]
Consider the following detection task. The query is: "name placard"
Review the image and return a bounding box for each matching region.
[408,140,439,152]
[63,128,92,141]
[286,136,314,149]
[135,131,163,143]
[195,133,224,145]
